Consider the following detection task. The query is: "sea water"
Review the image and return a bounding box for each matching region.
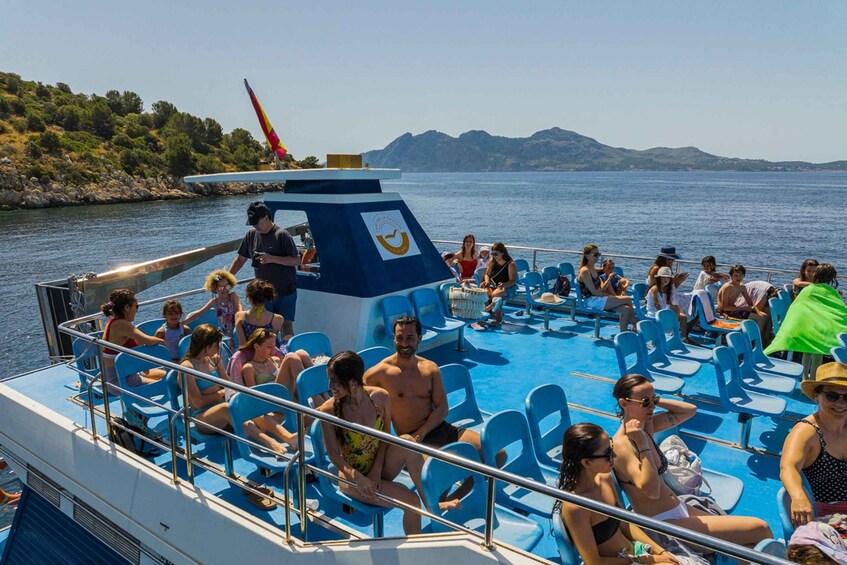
[0,170,844,378]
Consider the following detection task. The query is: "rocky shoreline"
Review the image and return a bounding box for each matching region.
[0,159,278,210]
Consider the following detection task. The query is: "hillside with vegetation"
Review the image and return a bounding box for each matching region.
[0,71,320,209]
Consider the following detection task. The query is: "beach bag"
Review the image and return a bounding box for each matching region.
[448,285,488,319]
[109,416,160,457]
[659,434,706,496]
[553,275,571,298]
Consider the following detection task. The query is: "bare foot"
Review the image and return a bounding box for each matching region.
[263,436,288,456]
[438,499,462,511]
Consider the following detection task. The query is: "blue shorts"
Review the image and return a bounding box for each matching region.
[266,290,296,322]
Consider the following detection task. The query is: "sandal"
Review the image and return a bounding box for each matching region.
[471,322,487,331]
[247,490,277,510]
[0,490,21,507]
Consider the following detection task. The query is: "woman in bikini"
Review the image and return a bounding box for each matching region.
[612,374,771,550]
[556,423,678,564]
[234,280,284,347]
[780,362,847,527]
[178,324,232,434]
[578,244,636,333]
[317,351,426,534]
[453,233,478,281]
[100,289,166,389]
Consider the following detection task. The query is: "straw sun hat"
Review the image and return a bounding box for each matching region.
[800,362,847,400]
[538,292,564,304]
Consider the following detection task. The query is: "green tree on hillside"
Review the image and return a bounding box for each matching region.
[164,133,195,176]
[151,100,177,128]
[86,100,115,138]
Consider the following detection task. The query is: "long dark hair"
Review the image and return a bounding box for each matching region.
[457,233,476,260]
[814,263,837,285]
[799,258,819,282]
[327,351,366,443]
[653,273,673,303]
[489,242,512,264]
[184,324,223,360]
[612,374,649,418]
[556,423,608,493]
[245,279,276,306]
[101,289,136,318]
[654,256,672,268]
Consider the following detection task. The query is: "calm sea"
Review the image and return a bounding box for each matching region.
[1,171,845,379]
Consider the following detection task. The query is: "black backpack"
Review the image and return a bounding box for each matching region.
[108,417,160,457]
[553,275,572,297]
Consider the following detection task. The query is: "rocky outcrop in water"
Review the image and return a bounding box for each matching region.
[0,158,278,210]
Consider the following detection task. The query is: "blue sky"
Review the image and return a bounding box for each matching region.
[2,1,845,162]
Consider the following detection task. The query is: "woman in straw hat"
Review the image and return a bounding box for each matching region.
[780,362,847,526]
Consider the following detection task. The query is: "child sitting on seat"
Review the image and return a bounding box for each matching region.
[155,300,191,361]
[693,256,730,291]
[186,270,243,340]
[599,259,629,297]
[477,246,491,269]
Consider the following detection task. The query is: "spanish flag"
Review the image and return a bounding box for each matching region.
[244,79,287,160]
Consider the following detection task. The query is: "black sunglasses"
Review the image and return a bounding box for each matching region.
[624,395,661,408]
[584,445,616,461]
[821,391,847,403]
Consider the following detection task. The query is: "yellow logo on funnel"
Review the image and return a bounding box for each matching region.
[374,215,410,256]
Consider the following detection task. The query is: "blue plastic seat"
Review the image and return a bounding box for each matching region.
[165,370,233,476]
[421,441,543,551]
[777,288,792,304]
[186,307,218,331]
[523,271,573,329]
[777,475,816,540]
[753,539,787,559]
[135,318,165,336]
[514,258,530,284]
[839,332,847,348]
[474,266,487,287]
[410,287,466,350]
[655,308,713,362]
[525,384,571,470]
[72,337,103,398]
[726,332,796,394]
[691,290,739,343]
[481,410,557,517]
[309,420,386,536]
[637,318,701,378]
[381,295,437,346]
[295,364,330,409]
[440,364,487,431]
[229,383,306,477]
[287,331,333,358]
[769,296,788,335]
[357,346,391,371]
[631,282,650,321]
[739,320,804,379]
[551,510,580,565]
[613,332,684,394]
[541,265,561,292]
[712,346,786,449]
[833,346,847,363]
[114,344,173,419]
[704,283,721,310]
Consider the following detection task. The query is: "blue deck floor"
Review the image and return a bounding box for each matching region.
[4,303,804,562]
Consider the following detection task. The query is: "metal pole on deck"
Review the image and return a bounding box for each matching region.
[297,412,308,541]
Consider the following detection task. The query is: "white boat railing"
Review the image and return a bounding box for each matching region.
[48,298,793,565]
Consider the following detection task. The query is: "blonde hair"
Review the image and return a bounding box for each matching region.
[204,270,237,293]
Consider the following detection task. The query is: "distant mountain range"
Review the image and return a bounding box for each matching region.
[361,128,847,172]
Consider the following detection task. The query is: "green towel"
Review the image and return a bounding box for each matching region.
[765,284,847,355]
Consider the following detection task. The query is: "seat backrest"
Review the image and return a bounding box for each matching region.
[705,283,720,309]
[229,383,295,460]
[832,346,847,364]
[514,258,530,276]
[614,331,651,377]
[72,337,101,390]
[726,331,758,380]
[421,441,486,529]
[692,290,718,324]
[523,271,544,302]
[410,288,447,328]
[551,510,580,565]
[295,364,329,408]
[165,369,182,412]
[739,319,770,365]
[178,334,192,360]
[777,476,816,540]
[525,384,571,468]
[541,266,561,291]
[440,364,483,428]
[614,266,624,278]
[135,318,166,336]
[186,308,218,331]
[712,346,753,410]
[769,296,788,334]
[631,282,649,320]
[358,346,392,371]
[439,282,460,314]
[839,332,847,348]
[308,419,337,493]
[481,410,542,481]
[557,262,576,281]
[656,308,687,353]
[777,288,792,304]
[381,295,414,338]
[637,318,670,365]
[474,266,487,286]
[753,539,787,559]
[287,332,333,358]
[114,344,172,386]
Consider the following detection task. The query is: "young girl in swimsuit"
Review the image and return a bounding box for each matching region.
[612,374,771,550]
[186,270,243,340]
[178,324,232,434]
[556,423,678,564]
[101,289,167,388]
[793,259,820,299]
[234,280,284,346]
[155,299,191,361]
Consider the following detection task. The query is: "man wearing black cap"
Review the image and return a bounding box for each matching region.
[229,201,299,339]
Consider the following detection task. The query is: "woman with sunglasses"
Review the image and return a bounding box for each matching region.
[478,242,517,327]
[556,423,679,564]
[186,270,243,340]
[780,362,847,526]
[578,244,636,333]
[612,374,771,549]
